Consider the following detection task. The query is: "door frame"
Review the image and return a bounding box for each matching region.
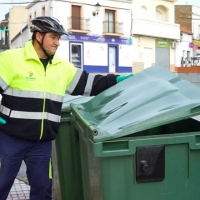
[108,44,118,73]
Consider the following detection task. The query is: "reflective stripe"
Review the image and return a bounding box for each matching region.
[0,77,8,91]
[46,93,64,102]
[10,111,61,122]
[4,88,64,102]
[66,69,83,94]
[0,105,10,116]
[84,74,95,96]
[49,158,52,179]
[4,88,43,98]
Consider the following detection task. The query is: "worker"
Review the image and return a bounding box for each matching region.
[0,16,133,200]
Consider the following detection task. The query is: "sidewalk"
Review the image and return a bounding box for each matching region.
[7,178,30,200]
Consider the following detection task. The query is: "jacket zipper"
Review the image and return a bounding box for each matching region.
[39,65,48,140]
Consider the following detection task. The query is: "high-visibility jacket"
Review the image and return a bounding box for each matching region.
[0,41,117,141]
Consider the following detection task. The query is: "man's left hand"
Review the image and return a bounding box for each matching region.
[116,74,134,83]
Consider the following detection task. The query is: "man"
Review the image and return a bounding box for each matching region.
[0,16,132,200]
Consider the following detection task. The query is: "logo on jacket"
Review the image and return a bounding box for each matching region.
[26,71,36,81]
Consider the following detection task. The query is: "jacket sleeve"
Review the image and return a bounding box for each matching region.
[0,51,14,94]
[66,68,118,96]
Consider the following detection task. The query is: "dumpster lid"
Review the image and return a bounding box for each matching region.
[71,66,200,142]
[62,95,93,111]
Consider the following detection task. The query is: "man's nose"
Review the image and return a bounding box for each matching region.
[55,39,60,46]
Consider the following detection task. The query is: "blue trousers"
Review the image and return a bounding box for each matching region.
[0,131,52,200]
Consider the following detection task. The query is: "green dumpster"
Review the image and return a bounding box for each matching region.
[71,66,200,200]
[52,95,93,200]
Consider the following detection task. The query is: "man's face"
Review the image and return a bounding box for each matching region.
[37,32,60,55]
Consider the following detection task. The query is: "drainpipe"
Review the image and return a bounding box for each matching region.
[49,0,53,17]
[125,9,133,38]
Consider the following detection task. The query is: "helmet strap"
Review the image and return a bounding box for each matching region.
[36,33,53,64]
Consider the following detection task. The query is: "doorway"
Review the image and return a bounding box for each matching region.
[108,45,117,73]
[156,47,170,70]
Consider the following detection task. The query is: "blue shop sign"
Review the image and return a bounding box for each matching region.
[61,34,132,45]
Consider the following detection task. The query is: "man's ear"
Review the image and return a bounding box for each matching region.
[35,32,43,42]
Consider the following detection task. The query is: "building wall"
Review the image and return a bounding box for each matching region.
[9,0,179,74]
[175,5,200,64]
[10,26,29,49]
[24,0,133,73]
[175,5,192,32]
[26,1,50,40]
[192,5,200,40]
[175,33,193,67]
[131,0,178,73]
[174,5,200,87]
[9,6,28,41]
[51,0,132,38]
[132,0,176,23]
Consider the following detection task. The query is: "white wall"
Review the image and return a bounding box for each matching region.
[119,45,133,66]
[52,0,132,38]
[8,0,179,70]
[9,6,28,41]
[132,0,175,23]
[84,42,108,66]
[26,1,51,40]
[175,33,193,67]
[132,36,156,63]
[192,6,200,40]
[131,0,178,67]
[10,27,29,49]
[56,40,69,60]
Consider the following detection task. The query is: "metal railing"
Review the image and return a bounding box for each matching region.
[103,21,123,34]
[67,17,90,31]
[181,56,200,67]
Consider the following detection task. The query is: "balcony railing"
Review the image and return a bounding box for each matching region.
[103,21,123,36]
[67,17,90,33]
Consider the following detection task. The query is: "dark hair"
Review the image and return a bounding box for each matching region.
[32,32,36,41]
[31,32,46,42]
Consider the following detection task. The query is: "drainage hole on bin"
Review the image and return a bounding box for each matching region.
[93,129,98,136]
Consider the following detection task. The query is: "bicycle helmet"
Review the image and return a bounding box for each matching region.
[30,16,68,35]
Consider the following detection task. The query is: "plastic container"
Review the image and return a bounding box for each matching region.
[71,66,200,200]
[52,95,93,200]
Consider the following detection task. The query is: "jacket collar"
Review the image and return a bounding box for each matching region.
[24,40,62,64]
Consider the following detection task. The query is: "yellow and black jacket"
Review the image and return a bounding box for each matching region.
[0,41,117,141]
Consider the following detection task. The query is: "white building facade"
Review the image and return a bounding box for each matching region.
[175,32,193,67]
[9,0,180,73]
[11,0,134,73]
[131,0,180,73]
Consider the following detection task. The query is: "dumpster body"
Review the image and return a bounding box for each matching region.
[71,66,200,200]
[52,95,93,200]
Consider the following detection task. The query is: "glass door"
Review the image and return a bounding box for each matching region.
[70,43,83,69]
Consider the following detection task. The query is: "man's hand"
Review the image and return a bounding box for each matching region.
[0,117,6,124]
[116,74,134,83]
